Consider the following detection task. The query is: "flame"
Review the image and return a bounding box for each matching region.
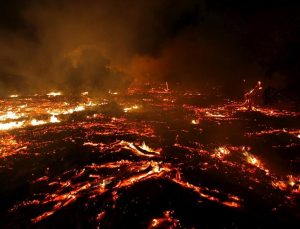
[272,175,300,194]
[62,105,86,115]
[31,119,47,126]
[50,115,60,123]
[108,90,118,95]
[165,81,169,92]
[191,119,199,124]
[211,146,230,159]
[2,83,300,225]
[242,150,269,175]
[243,81,263,111]
[148,210,179,229]
[124,105,139,113]
[0,111,22,121]
[0,121,25,131]
[9,94,19,98]
[47,92,62,97]
[140,142,161,155]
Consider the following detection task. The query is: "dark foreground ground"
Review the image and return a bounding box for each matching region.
[0,85,299,228]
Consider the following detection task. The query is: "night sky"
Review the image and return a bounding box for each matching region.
[0,0,299,98]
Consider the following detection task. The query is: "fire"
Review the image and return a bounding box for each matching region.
[62,105,85,114]
[148,210,179,229]
[272,175,300,194]
[243,81,262,111]
[31,119,46,126]
[191,119,199,124]
[50,115,60,123]
[124,105,139,113]
[1,83,299,227]
[140,142,161,155]
[9,94,19,98]
[165,81,169,92]
[0,111,22,121]
[47,92,62,97]
[242,150,269,175]
[120,141,160,157]
[205,111,225,118]
[211,146,230,159]
[0,121,25,131]
[108,90,118,95]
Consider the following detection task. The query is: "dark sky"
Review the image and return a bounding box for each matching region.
[0,0,299,96]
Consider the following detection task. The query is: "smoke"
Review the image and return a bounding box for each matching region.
[0,0,299,97]
[127,28,263,95]
[0,0,202,95]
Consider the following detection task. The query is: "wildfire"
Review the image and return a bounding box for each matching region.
[1,83,299,227]
[272,175,300,194]
[191,119,199,125]
[108,90,118,95]
[140,142,161,155]
[9,94,19,98]
[148,210,179,229]
[124,105,139,113]
[0,121,25,131]
[31,119,46,126]
[62,105,85,114]
[47,92,62,97]
[0,111,23,121]
[211,146,230,159]
[242,150,269,175]
[243,81,262,111]
[50,115,60,123]
[120,141,160,157]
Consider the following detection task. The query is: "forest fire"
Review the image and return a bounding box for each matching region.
[0,83,299,228]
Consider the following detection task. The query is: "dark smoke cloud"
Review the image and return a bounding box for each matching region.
[0,0,299,97]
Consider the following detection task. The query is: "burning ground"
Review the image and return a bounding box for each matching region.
[0,83,299,228]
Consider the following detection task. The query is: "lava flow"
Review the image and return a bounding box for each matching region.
[0,83,299,228]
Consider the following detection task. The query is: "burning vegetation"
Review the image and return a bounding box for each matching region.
[0,83,299,228]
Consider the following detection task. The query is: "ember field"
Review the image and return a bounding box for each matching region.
[0,84,299,228]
